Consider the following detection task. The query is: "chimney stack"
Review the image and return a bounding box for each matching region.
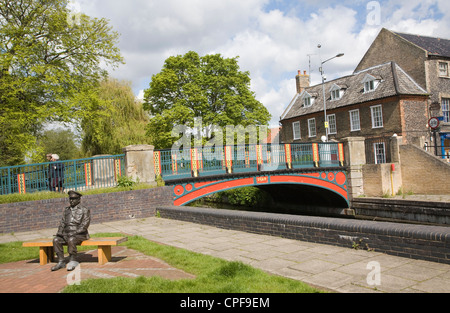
[296,70,310,93]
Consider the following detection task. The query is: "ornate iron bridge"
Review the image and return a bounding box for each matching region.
[154,143,348,206]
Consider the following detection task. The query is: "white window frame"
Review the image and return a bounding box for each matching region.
[307,118,316,138]
[330,84,343,101]
[330,89,340,100]
[373,142,386,164]
[327,114,337,134]
[303,96,312,107]
[349,109,361,131]
[292,121,301,140]
[442,98,450,123]
[439,62,449,77]
[362,74,378,93]
[371,104,383,128]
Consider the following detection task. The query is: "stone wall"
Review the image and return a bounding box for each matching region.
[0,187,173,234]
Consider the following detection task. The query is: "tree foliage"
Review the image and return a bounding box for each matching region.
[0,0,123,166]
[34,128,81,162]
[143,51,271,149]
[81,78,151,156]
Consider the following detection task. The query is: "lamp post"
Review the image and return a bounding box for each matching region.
[318,45,344,142]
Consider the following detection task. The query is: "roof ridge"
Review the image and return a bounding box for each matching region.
[392,30,450,41]
[391,61,400,94]
[353,61,393,75]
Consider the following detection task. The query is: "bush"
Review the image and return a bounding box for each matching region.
[217,187,271,208]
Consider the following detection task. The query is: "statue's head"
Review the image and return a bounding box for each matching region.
[68,190,82,207]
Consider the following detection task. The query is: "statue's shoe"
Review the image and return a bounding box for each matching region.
[67,261,79,271]
[51,262,66,271]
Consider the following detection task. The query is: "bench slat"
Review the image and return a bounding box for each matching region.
[22,237,128,265]
[22,237,127,247]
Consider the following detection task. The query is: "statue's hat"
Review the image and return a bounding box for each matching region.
[68,190,83,198]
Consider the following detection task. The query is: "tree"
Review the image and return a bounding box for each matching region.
[35,128,82,162]
[143,51,271,149]
[0,0,123,166]
[81,78,151,156]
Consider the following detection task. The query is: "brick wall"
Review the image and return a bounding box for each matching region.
[352,198,450,225]
[0,187,173,234]
[400,144,450,194]
[281,98,405,144]
[157,205,450,264]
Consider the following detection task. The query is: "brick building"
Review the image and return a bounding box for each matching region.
[279,61,429,164]
[355,28,450,158]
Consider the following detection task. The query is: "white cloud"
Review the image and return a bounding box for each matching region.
[73,0,450,128]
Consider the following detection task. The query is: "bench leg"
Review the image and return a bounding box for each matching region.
[97,246,112,265]
[39,247,54,265]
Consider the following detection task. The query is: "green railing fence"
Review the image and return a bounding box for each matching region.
[154,142,344,181]
[0,155,125,195]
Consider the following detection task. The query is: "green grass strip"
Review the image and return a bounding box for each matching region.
[1,232,324,293]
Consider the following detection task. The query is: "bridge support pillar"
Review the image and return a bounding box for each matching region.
[123,145,156,186]
[342,137,365,201]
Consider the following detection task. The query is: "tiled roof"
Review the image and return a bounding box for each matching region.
[393,31,450,57]
[280,62,428,121]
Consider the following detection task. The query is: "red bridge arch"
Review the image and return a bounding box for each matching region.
[169,170,348,206]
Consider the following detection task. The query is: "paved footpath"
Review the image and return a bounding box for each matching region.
[1,217,449,293]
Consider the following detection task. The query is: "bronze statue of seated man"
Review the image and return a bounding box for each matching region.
[52,190,91,271]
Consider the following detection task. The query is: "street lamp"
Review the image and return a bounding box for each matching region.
[318,45,344,142]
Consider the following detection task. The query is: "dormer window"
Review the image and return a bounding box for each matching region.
[304,96,311,107]
[329,84,344,100]
[362,74,379,93]
[302,91,314,107]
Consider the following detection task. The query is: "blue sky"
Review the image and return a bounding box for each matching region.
[73,0,450,127]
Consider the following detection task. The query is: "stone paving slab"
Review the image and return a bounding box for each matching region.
[1,216,450,293]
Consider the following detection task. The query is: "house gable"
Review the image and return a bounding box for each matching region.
[354,28,428,88]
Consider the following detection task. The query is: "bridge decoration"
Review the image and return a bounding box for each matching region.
[154,142,348,206]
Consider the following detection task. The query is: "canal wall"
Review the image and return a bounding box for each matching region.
[157,205,450,264]
[351,198,450,225]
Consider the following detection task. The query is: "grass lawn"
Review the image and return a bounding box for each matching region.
[0,232,324,293]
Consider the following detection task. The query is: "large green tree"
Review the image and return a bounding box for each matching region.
[81,78,151,156]
[143,51,271,149]
[0,0,123,166]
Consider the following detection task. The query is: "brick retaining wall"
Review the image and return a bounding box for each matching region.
[352,198,450,225]
[0,187,173,234]
[157,206,450,264]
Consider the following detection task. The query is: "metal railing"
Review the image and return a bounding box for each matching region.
[0,155,125,195]
[154,143,344,181]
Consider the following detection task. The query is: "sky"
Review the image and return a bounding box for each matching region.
[71,0,450,127]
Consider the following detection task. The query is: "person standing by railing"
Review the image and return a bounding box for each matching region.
[48,154,65,192]
[53,154,65,193]
[47,153,55,192]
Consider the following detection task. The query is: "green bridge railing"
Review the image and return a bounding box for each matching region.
[154,142,345,181]
[0,155,125,195]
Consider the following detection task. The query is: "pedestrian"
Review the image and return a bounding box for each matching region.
[47,153,56,191]
[52,154,65,193]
